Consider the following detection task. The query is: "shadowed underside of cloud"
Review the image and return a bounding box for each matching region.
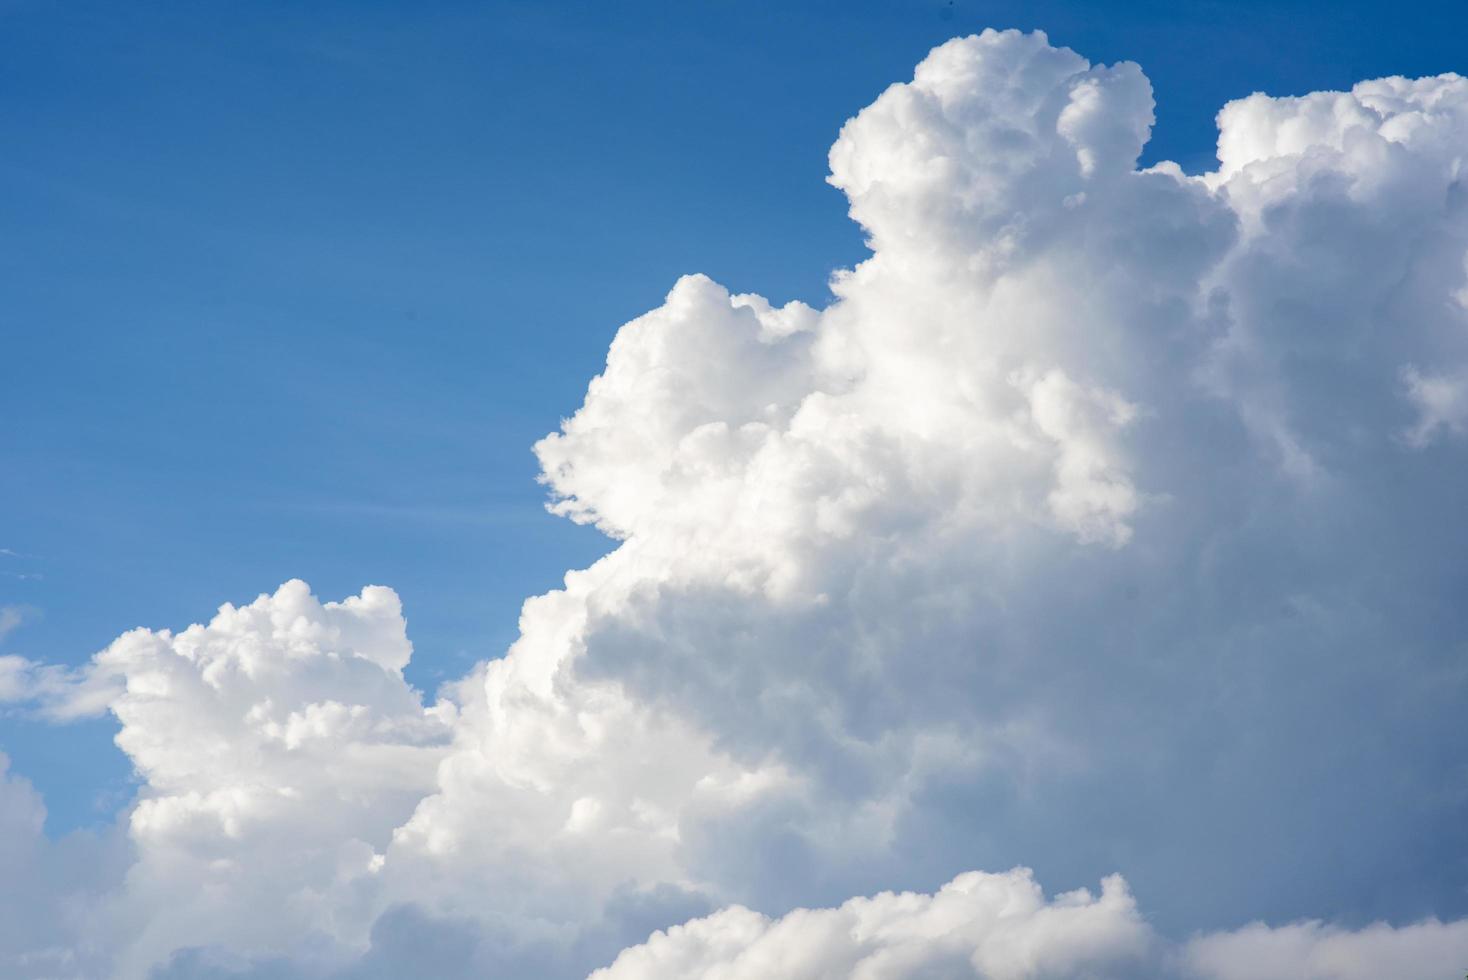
[5,26,1468,980]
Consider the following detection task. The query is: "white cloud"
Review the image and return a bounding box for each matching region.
[592,868,1151,980]
[1184,917,1468,980]
[595,882,1468,980]
[1,647,121,723]
[35,581,454,977]
[3,27,1468,979]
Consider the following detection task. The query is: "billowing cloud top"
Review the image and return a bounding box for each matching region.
[4,28,1468,980]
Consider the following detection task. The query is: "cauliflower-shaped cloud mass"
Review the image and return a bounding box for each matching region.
[5,27,1468,980]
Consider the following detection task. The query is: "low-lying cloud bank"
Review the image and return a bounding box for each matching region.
[596,870,1468,980]
[4,27,1468,979]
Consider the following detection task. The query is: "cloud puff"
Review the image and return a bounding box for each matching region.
[592,868,1151,980]
[4,27,1468,979]
[74,581,451,977]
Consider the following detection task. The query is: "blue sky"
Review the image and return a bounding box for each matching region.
[2,0,1465,837]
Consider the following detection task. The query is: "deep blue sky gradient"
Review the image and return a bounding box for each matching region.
[4,0,1467,833]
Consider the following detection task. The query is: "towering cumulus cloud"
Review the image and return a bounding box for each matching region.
[4,28,1468,979]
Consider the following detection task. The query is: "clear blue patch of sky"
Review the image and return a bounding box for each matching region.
[3,0,1465,833]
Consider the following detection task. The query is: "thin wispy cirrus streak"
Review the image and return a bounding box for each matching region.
[3,28,1468,980]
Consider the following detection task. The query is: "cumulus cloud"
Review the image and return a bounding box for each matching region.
[592,868,1151,980]
[3,26,1468,979]
[13,581,454,977]
[595,876,1468,980]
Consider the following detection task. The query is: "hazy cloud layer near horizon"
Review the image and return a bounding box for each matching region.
[5,28,1468,979]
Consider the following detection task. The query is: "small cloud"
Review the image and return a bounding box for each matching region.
[0,606,26,645]
[0,654,119,721]
[1401,366,1468,447]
